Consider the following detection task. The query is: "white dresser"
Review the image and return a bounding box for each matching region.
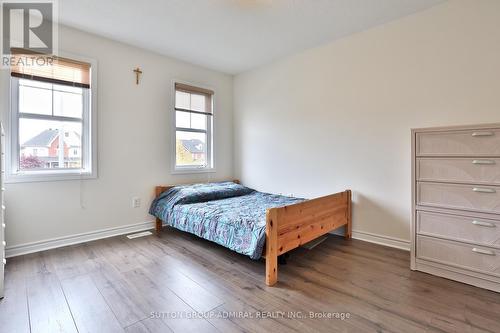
[411,124,500,293]
[0,123,5,298]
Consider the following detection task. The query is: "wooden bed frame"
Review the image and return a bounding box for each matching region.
[154,180,352,286]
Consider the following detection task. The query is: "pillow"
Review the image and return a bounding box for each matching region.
[150,182,254,215]
[174,181,254,205]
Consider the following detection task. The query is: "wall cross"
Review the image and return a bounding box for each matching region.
[133,67,143,85]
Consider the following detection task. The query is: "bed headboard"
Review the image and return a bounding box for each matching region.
[155,179,240,198]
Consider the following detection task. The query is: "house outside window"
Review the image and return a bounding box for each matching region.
[7,51,97,182]
[173,82,214,173]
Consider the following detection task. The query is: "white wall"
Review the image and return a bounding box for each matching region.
[233,0,500,245]
[0,25,233,249]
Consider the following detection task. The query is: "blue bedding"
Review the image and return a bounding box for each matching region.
[149,182,304,259]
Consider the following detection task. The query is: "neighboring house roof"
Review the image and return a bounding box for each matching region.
[22,129,58,147]
[22,129,81,148]
[181,139,205,154]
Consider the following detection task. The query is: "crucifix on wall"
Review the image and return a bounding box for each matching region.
[133,67,142,85]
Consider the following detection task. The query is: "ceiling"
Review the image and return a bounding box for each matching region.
[59,0,446,74]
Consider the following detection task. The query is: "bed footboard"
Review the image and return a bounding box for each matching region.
[265,190,352,286]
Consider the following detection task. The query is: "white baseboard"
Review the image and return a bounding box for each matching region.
[331,228,410,251]
[352,230,410,251]
[5,220,155,258]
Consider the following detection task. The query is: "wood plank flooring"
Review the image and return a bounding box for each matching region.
[1,228,500,333]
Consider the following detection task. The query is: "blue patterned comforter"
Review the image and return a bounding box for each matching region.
[149,182,304,259]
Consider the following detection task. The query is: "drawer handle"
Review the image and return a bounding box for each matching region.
[472,131,494,137]
[472,159,496,165]
[473,187,496,193]
[472,220,497,228]
[472,248,496,256]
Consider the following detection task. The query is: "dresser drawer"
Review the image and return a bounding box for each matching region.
[417,182,500,214]
[417,236,500,277]
[417,158,500,185]
[417,211,500,248]
[416,129,500,157]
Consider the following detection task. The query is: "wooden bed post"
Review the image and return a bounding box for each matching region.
[345,190,352,240]
[154,186,165,235]
[265,208,278,286]
[155,218,162,234]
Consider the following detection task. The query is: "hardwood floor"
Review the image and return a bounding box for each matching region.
[1,229,499,333]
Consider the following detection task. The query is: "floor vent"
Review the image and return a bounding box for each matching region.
[126,231,153,239]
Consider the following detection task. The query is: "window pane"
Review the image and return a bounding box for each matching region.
[19,82,52,115]
[176,131,206,167]
[191,113,207,130]
[55,84,82,94]
[176,111,190,128]
[20,78,52,89]
[175,91,190,109]
[19,118,82,170]
[190,93,205,112]
[53,87,83,118]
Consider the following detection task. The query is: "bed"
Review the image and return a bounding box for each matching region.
[150,180,351,286]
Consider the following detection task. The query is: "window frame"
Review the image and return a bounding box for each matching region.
[6,52,98,183]
[171,80,215,174]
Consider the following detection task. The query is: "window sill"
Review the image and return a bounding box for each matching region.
[171,167,216,175]
[5,171,97,184]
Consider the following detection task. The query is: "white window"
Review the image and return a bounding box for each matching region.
[7,53,97,182]
[173,82,214,173]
